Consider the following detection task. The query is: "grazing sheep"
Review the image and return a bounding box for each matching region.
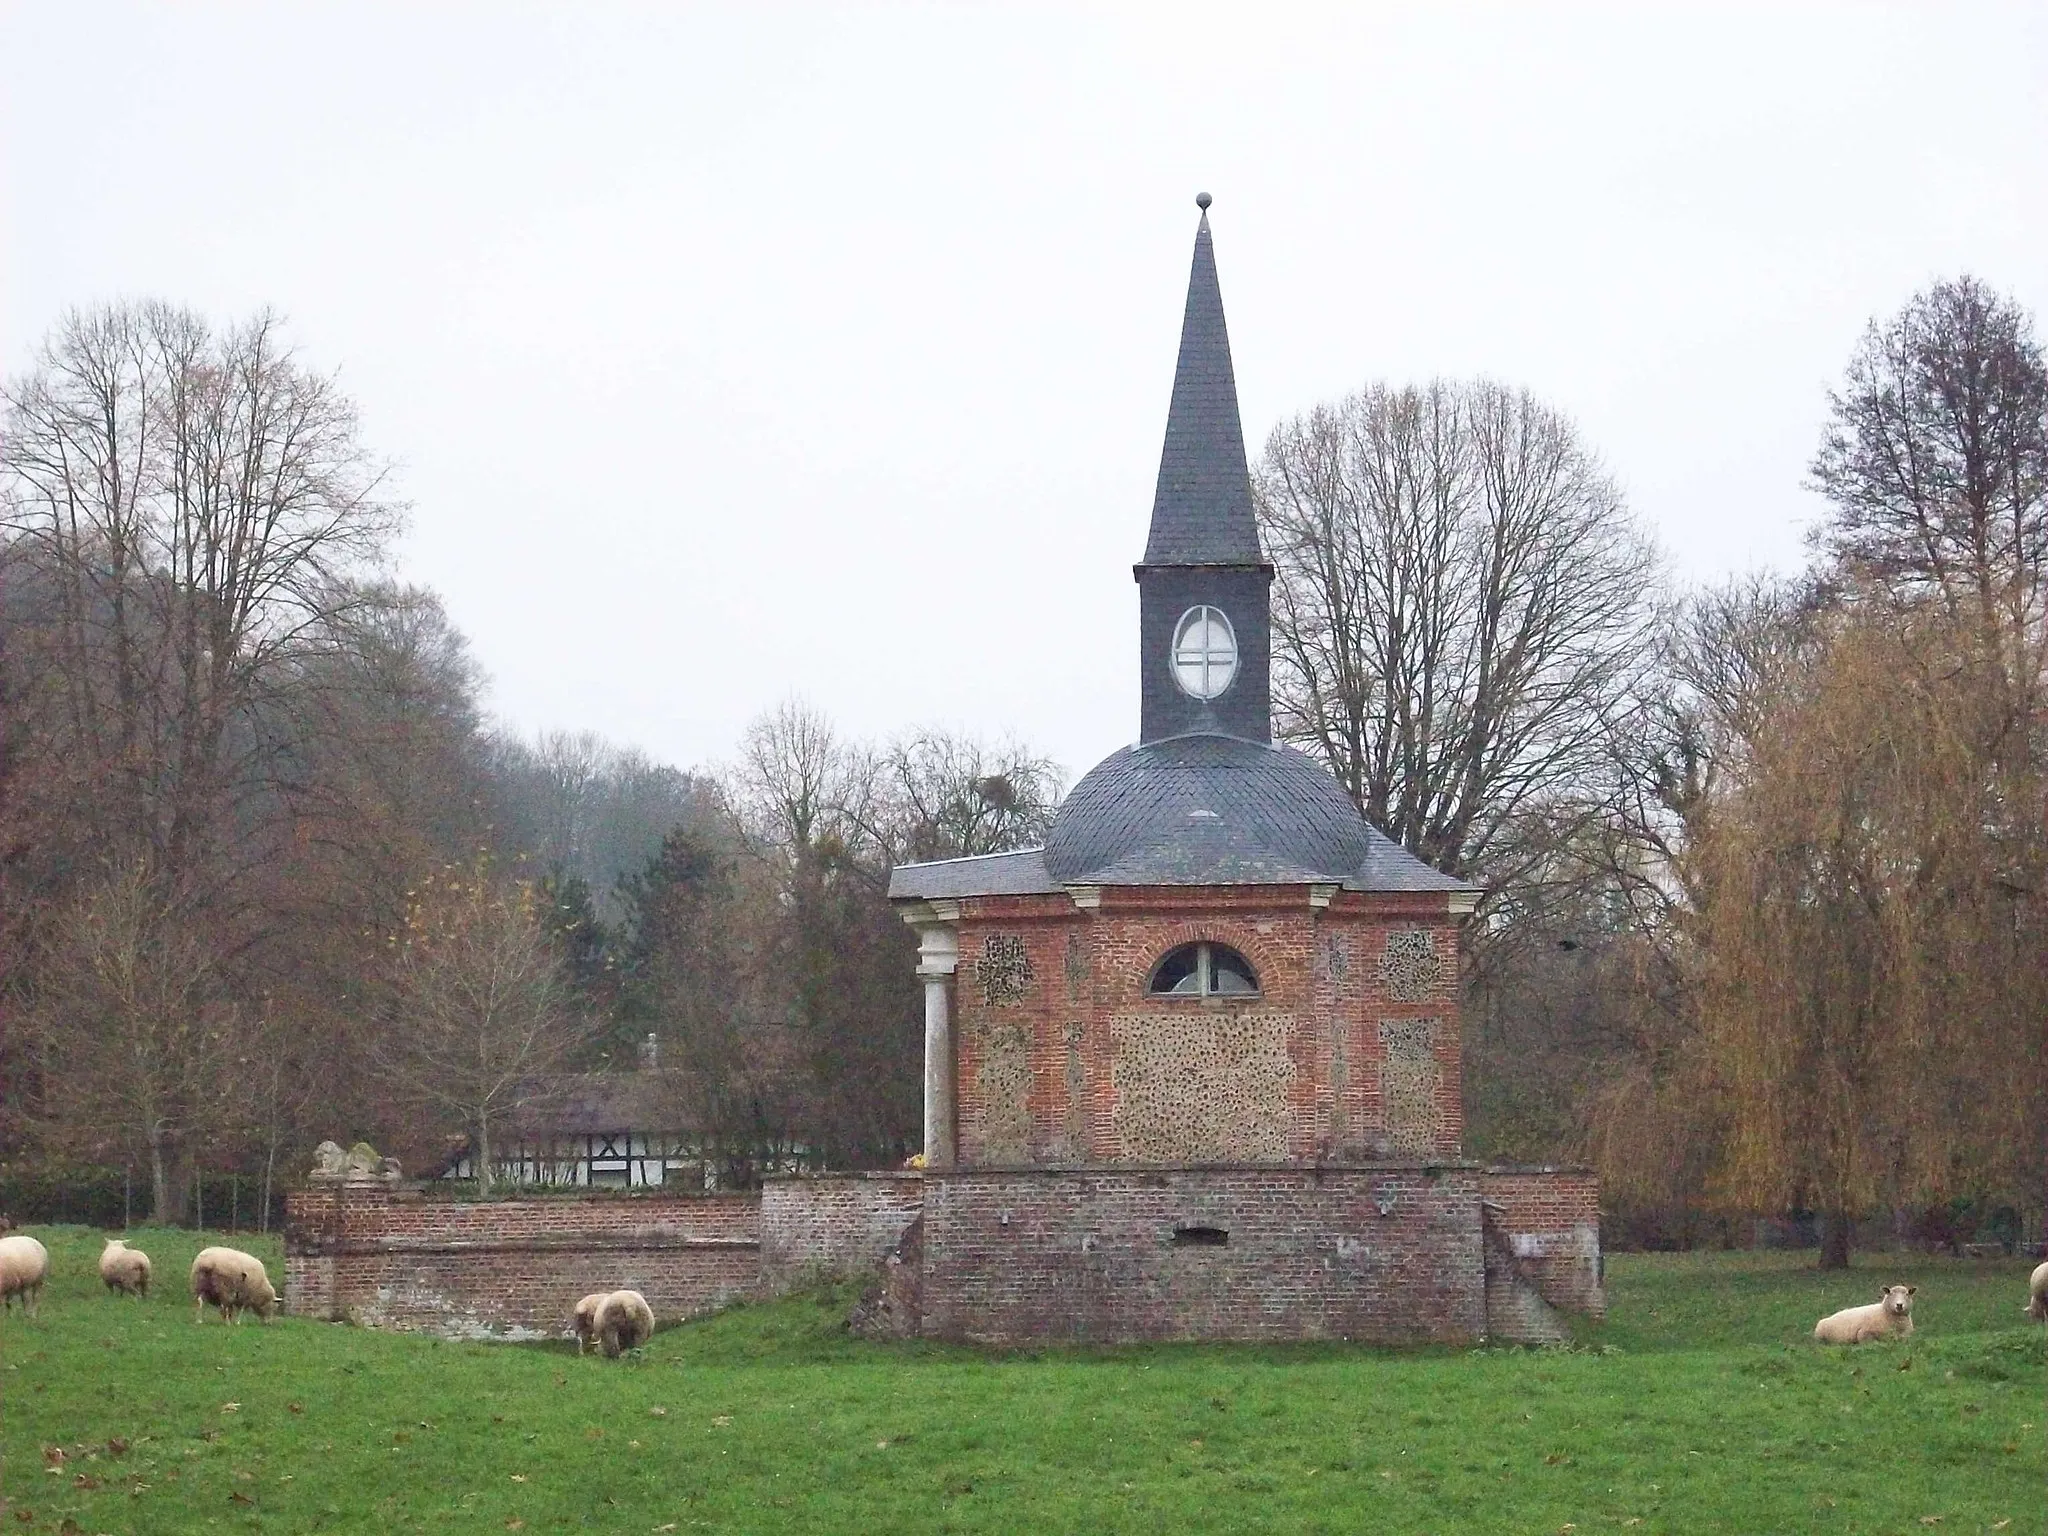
[570,1291,609,1355]
[1814,1284,1916,1344]
[189,1246,279,1324]
[595,1289,655,1358]
[2027,1261,2048,1323]
[0,1234,50,1318]
[99,1238,152,1298]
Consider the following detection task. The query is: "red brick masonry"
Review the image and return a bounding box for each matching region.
[918,1165,1488,1344]
[285,1165,1600,1343]
[284,1184,760,1340]
[759,1172,925,1291]
[1481,1166,1606,1317]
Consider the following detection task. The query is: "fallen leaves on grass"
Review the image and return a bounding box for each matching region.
[219,1403,240,1414]
[504,1521,524,1531]
[509,1474,527,1484]
[710,1415,732,1428]
[287,1403,303,1415]
[648,1406,667,1418]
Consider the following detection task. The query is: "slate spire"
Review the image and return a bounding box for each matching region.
[1134,196,1274,747]
[1141,193,1267,569]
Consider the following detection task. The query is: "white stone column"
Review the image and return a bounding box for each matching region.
[916,923,960,1167]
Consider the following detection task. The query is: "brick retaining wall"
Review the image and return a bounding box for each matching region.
[284,1184,759,1340]
[1481,1167,1605,1318]
[759,1173,925,1289]
[285,1166,1601,1345]
[917,1165,1488,1345]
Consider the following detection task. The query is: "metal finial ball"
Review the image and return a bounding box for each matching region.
[1196,191,1212,211]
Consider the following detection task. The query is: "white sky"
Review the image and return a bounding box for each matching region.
[5,4,2045,785]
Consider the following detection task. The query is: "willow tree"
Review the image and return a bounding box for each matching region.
[1695,607,2045,1266]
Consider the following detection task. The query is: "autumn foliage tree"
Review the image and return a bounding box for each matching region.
[1587,277,2048,1260]
[23,862,240,1222]
[1691,608,2044,1265]
[371,859,600,1193]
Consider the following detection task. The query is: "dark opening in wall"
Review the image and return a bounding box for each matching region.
[1172,1224,1229,1248]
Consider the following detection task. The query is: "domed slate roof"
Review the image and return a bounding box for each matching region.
[1042,733,1470,892]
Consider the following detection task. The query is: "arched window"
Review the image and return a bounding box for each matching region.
[1148,941,1259,998]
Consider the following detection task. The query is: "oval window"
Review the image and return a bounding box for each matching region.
[1148,942,1259,998]
[1171,606,1238,700]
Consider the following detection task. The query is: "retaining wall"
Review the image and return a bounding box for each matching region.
[1481,1166,1605,1317]
[284,1184,759,1340]
[916,1164,1488,1345]
[759,1173,925,1290]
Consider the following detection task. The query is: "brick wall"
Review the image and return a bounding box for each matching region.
[950,888,1466,1171]
[916,1165,1487,1345]
[284,1184,760,1340]
[759,1173,924,1289]
[1481,1167,1605,1318]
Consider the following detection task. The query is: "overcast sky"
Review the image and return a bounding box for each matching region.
[5,4,2045,784]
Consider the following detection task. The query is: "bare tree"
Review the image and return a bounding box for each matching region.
[1810,275,2048,698]
[873,728,1063,864]
[483,728,706,922]
[1256,380,1660,891]
[732,698,879,860]
[373,858,599,1194]
[0,300,399,902]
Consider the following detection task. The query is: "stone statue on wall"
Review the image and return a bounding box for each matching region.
[309,1139,402,1185]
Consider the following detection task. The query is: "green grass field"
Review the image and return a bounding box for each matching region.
[0,1226,2040,1534]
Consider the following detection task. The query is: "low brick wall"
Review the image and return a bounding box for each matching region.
[284,1166,1601,1346]
[284,1184,759,1340]
[1481,1167,1605,1318]
[916,1165,1488,1345]
[760,1173,925,1289]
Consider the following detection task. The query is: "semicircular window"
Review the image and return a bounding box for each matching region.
[1148,942,1260,998]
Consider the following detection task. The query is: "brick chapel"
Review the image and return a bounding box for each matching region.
[882,196,1606,1343]
[284,199,1604,1348]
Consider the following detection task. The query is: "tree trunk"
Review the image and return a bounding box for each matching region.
[149,1132,191,1225]
[476,1119,494,1198]
[1819,1210,1853,1269]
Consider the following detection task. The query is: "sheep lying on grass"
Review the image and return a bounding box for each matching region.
[1814,1284,1915,1344]
[571,1291,609,1355]
[190,1246,279,1323]
[0,1233,50,1318]
[99,1238,152,1298]
[2027,1261,2048,1323]
[593,1289,655,1358]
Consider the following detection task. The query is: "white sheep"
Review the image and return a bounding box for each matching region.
[0,1234,50,1318]
[2026,1261,2048,1323]
[594,1289,655,1358]
[570,1291,609,1355]
[99,1238,152,1298]
[1813,1284,1916,1344]
[189,1245,279,1323]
